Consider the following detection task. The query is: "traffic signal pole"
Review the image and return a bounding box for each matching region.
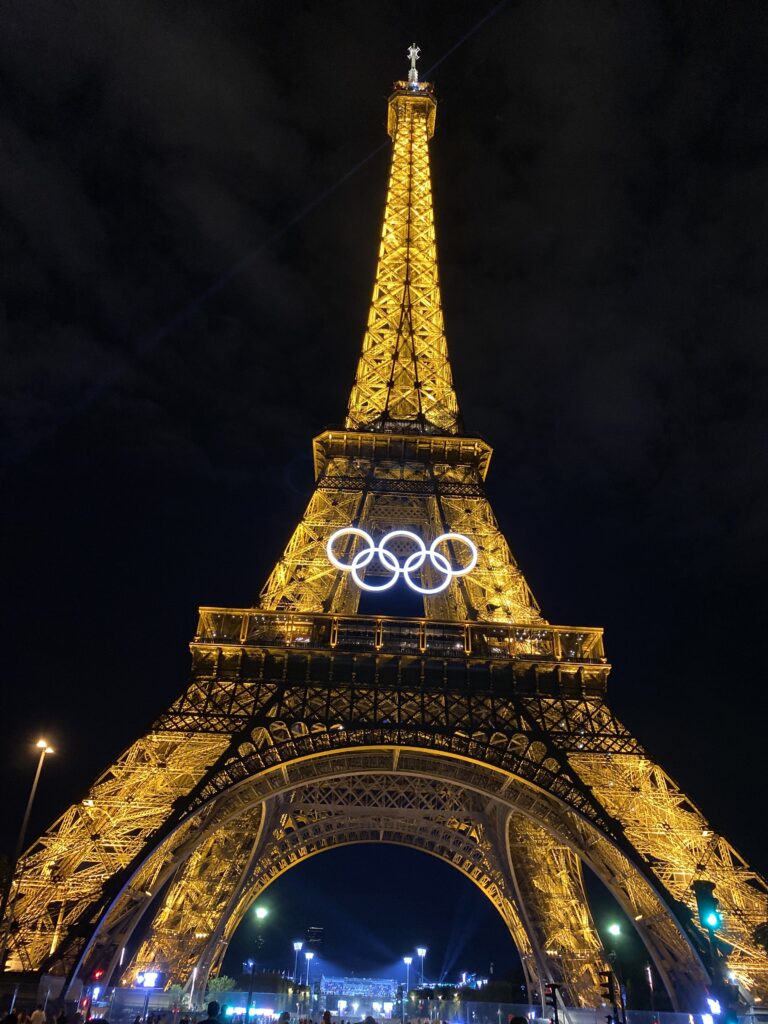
[599,969,621,1024]
[544,983,560,1024]
[692,879,741,1024]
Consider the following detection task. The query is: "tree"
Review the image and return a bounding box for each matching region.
[208,976,238,993]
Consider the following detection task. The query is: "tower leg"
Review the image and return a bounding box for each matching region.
[493,811,606,1007]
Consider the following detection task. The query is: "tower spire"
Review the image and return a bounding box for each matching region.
[345,55,460,435]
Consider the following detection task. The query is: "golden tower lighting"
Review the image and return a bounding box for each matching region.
[3,47,766,1015]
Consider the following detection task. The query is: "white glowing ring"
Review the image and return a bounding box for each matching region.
[430,533,478,576]
[326,527,374,571]
[351,543,400,592]
[326,527,477,594]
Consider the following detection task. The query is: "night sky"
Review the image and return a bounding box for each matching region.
[2,0,768,984]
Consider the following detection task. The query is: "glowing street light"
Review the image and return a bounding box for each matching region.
[0,738,55,964]
[293,941,303,982]
[604,923,627,1024]
[403,956,413,1022]
[416,947,427,986]
[244,905,269,1022]
[304,950,315,987]
[244,958,257,1022]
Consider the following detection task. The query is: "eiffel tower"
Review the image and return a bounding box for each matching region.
[4,50,767,1012]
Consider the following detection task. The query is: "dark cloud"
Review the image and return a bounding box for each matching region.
[1,0,767,976]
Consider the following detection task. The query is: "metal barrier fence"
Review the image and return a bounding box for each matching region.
[402,1004,711,1024]
[93,992,751,1024]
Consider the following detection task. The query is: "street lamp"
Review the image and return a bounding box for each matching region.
[403,957,413,1023]
[0,738,55,965]
[254,905,269,957]
[245,905,268,1022]
[605,923,627,1024]
[244,959,256,1022]
[305,950,315,987]
[416,948,427,986]
[293,941,303,983]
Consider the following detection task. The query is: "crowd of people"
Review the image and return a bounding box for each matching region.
[1,1001,424,1024]
[1,1005,69,1024]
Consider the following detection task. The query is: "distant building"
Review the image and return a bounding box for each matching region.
[306,926,324,949]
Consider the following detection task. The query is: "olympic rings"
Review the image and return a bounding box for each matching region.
[326,527,478,594]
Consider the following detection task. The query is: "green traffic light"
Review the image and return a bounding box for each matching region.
[693,880,722,932]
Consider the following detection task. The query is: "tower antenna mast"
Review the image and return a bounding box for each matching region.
[407,42,420,85]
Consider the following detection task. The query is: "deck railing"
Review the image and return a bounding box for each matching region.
[194,608,606,665]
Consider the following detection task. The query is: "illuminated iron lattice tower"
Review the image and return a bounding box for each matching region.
[5,56,767,1012]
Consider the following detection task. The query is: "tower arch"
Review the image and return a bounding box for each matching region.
[57,744,708,1011]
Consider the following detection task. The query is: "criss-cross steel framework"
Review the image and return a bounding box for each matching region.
[4,68,767,1011]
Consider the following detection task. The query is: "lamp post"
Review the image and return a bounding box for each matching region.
[245,905,268,1023]
[0,739,55,966]
[606,923,627,1024]
[244,959,256,1023]
[416,948,427,987]
[137,971,158,1023]
[402,957,413,1024]
[293,941,304,983]
[305,949,315,1011]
